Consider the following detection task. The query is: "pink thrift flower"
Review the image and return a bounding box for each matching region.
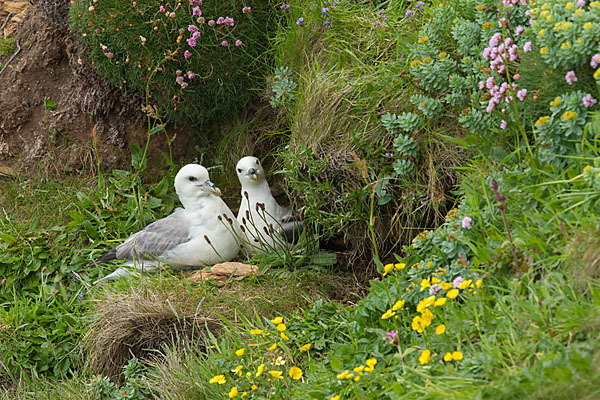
[216,16,225,24]
[169,12,176,18]
[591,54,600,68]
[159,5,165,12]
[242,6,251,13]
[453,276,466,287]
[187,71,195,79]
[500,120,507,130]
[208,19,215,26]
[192,6,201,16]
[523,41,532,52]
[181,82,189,89]
[176,76,184,84]
[517,88,527,101]
[176,69,182,75]
[483,47,492,59]
[192,31,201,39]
[88,5,95,11]
[184,50,192,59]
[105,52,113,59]
[515,26,524,35]
[565,71,577,85]
[221,40,229,46]
[577,0,585,5]
[188,24,198,32]
[235,39,242,46]
[187,37,197,47]
[583,94,597,107]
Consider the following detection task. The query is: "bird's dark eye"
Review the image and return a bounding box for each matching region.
[256,160,260,165]
[188,176,197,182]
[237,168,242,173]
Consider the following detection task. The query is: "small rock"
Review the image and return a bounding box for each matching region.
[188,262,258,282]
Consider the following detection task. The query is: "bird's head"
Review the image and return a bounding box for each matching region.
[175,164,222,205]
[236,156,265,186]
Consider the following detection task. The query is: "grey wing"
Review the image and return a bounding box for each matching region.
[114,208,191,261]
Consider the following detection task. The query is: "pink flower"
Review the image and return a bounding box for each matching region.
[235,39,242,46]
[583,94,597,107]
[187,71,195,79]
[517,89,527,101]
[208,19,215,26]
[591,54,600,68]
[105,52,113,59]
[159,5,165,12]
[88,5,95,11]
[192,31,201,39]
[192,6,201,16]
[462,217,472,228]
[500,120,507,130]
[523,41,532,52]
[221,40,229,46]
[187,37,197,47]
[169,12,176,18]
[453,276,465,287]
[181,82,189,89]
[565,71,577,85]
[176,69,182,75]
[184,50,192,58]
[176,76,184,84]
[577,0,585,5]
[188,24,198,32]
[242,6,251,13]
[515,26,524,35]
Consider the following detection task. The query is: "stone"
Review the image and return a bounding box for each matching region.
[188,262,258,282]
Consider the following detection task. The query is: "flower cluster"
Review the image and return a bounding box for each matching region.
[335,358,377,382]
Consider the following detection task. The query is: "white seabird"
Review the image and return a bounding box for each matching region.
[235,156,302,254]
[93,164,242,282]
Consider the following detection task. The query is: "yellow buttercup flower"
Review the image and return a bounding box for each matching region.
[550,97,560,107]
[565,2,574,9]
[594,68,600,79]
[276,323,287,332]
[590,0,599,6]
[300,343,312,351]
[235,348,246,356]
[584,22,593,29]
[280,332,289,341]
[434,297,447,306]
[441,281,453,290]
[366,358,377,368]
[331,396,340,400]
[535,116,550,126]
[383,263,394,276]
[452,351,464,360]
[443,352,453,361]
[562,111,577,120]
[420,278,432,291]
[354,375,361,382]
[268,343,277,351]
[251,385,257,390]
[410,59,421,68]
[458,279,472,290]
[447,288,459,299]
[229,386,239,398]
[541,3,549,9]
[250,329,263,335]
[575,8,582,15]
[336,370,350,379]
[476,279,483,288]
[412,315,426,333]
[268,370,283,379]
[419,349,431,365]
[271,316,283,324]
[435,324,446,335]
[381,309,396,319]
[209,375,226,384]
[538,28,545,36]
[392,299,406,311]
[431,277,441,284]
[422,57,433,64]
[231,365,243,376]
[540,47,549,55]
[289,366,303,380]
[353,365,365,375]
[418,36,429,44]
[564,22,571,29]
[561,42,570,50]
[256,364,265,377]
[395,262,406,270]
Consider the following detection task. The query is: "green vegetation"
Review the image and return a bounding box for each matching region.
[0,37,16,57]
[2,0,600,398]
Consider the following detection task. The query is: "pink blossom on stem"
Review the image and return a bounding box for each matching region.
[221,40,229,46]
[184,50,192,59]
[582,94,597,107]
[500,120,507,130]
[517,88,527,101]
[591,54,600,68]
[565,70,577,85]
[577,0,585,6]
[159,5,165,12]
[523,41,532,52]
[192,6,201,16]
[235,39,242,46]
[515,26,524,35]
[181,82,188,89]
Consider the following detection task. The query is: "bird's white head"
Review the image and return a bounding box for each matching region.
[236,156,265,186]
[175,164,222,207]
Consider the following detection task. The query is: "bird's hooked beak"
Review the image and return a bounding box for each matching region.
[202,180,222,197]
[247,168,259,181]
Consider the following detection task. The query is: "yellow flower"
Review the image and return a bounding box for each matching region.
[441,281,453,290]
[482,21,494,29]
[271,316,283,324]
[353,365,365,376]
[434,297,447,306]
[412,315,426,333]
[561,42,570,50]
[383,263,394,276]
[475,279,483,288]
[268,343,277,351]
[256,364,265,377]
[540,47,549,55]
[443,352,453,362]
[426,261,433,268]
[447,289,459,299]
[331,396,340,400]
[431,277,441,284]
[452,351,464,360]
[584,22,593,29]
[229,386,239,398]
[417,296,435,312]
[535,116,550,126]
[538,28,545,36]
[550,97,561,107]
[422,57,433,64]
[280,332,289,341]
[562,111,578,120]
[435,324,446,335]
[564,22,571,29]
[439,52,447,59]
[475,4,486,10]
[419,349,431,365]
[366,358,377,368]
[235,348,245,356]
[381,309,396,319]
[289,366,303,380]
[420,278,431,291]
[594,68,600,79]
[592,1,600,6]
[410,59,421,68]
[418,36,429,44]
[553,22,563,30]
[546,15,553,21]
[336,370,350,379]
[565,1,574,8]
[250,329,263,335]
[268,370,283,379]
[231,365,243,376]
[458,279,472,290]
[438,3,444,7]
[395,263,406,270]
[575,8,582,15]
[421,308,434,325]
[300,343,312,351]
[392,299,406,311]
[209,375,226,384]
[353,375,361,382]
[584,165,592,173]
[276,323,287,332]
[242,392,247,397]
[251,385,257,390]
